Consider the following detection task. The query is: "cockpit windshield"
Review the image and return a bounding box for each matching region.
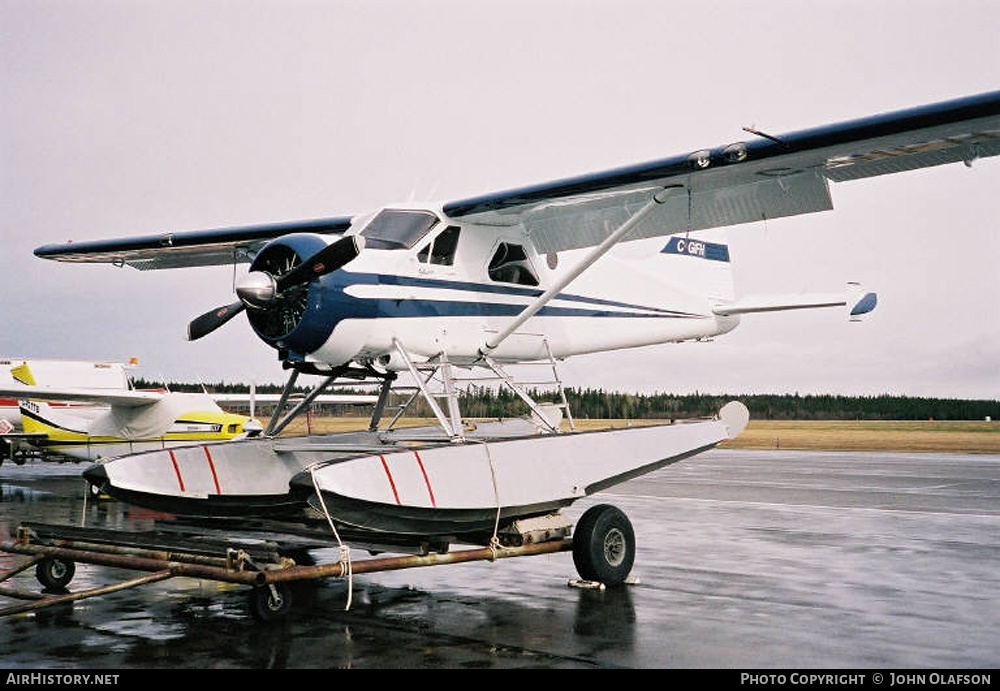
[360,209,439,250]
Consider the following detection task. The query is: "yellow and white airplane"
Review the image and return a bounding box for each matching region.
[0,362,264,464]
[0,357,136,432]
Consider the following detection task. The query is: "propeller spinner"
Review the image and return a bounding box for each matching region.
[187,234,365,341]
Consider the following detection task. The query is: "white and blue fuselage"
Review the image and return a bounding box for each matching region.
[251,206,741,370]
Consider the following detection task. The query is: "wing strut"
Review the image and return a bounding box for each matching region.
[479,186,681,357]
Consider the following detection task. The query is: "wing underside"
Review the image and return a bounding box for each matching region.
[502,171,834,254]
[444,91,1000,253]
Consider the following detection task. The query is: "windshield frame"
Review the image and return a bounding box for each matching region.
[360,209,440,250]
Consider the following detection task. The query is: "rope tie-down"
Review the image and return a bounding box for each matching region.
[467,438,503,561]
[310,465,353,611]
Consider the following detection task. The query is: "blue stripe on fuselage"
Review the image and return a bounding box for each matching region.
[273,271,706,354]
[372,273,699,316]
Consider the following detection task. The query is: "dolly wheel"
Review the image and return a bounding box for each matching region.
[572,504,635,586]
[249,583,293,622]
[36,557,76,590]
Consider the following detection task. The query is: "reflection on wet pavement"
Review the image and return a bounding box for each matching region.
[2,450,999,668]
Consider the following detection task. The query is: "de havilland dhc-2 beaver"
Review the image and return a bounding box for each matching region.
[28,91,1000,591]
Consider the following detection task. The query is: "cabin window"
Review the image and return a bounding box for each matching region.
[417,225,461,266]
[488,242,538,286]
[361,209,439,250]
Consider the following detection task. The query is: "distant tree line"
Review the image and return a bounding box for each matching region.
[554,389,999,421]
[135,378,999,421]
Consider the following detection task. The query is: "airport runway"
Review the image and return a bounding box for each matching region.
[1,449,998,669]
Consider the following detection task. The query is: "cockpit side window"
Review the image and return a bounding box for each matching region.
[429,226,460,265]
[417,226,461,266]
[361,209,439,250]
[487,242,538,286]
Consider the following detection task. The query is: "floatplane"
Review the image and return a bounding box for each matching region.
[29,91,1000,598]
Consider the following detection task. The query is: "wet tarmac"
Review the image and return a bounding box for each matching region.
[1,449,998,669]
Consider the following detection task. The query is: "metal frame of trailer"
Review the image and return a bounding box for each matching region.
[0,518,580,622]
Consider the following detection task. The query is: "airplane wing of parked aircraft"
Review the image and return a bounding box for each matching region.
[35,90,998,267]
[0,383,166,408]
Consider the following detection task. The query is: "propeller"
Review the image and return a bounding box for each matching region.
[188,301,247,341]
[187,234,365,341]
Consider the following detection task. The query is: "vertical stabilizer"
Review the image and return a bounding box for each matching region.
[656,229,735,304]
[11,363,37,386]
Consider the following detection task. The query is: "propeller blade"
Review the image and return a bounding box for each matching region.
[275,235,364,292]
[187,301,246,341]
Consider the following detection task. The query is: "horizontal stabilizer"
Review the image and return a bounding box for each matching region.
[712,282,877,321]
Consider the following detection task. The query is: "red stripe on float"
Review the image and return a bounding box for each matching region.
[414,451,436,507]
[204,446,221,494]
[169,450,185,492]
[379,455,401,505]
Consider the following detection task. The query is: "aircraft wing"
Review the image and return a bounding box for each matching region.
[31,92,1000,262]
[34,217,353,270]
[0,384,164,408]
[444,91,1000,254]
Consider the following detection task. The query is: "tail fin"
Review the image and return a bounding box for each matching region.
[11,363,36,386]
[657,230,736,303]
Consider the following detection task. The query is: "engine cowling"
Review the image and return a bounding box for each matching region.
[246,234,345,359]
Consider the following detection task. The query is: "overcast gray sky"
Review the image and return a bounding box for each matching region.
[2,0,998,400]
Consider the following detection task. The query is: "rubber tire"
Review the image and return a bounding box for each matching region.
[36,557,76,590]
[249,583,293,622]
[572,504,635,586]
